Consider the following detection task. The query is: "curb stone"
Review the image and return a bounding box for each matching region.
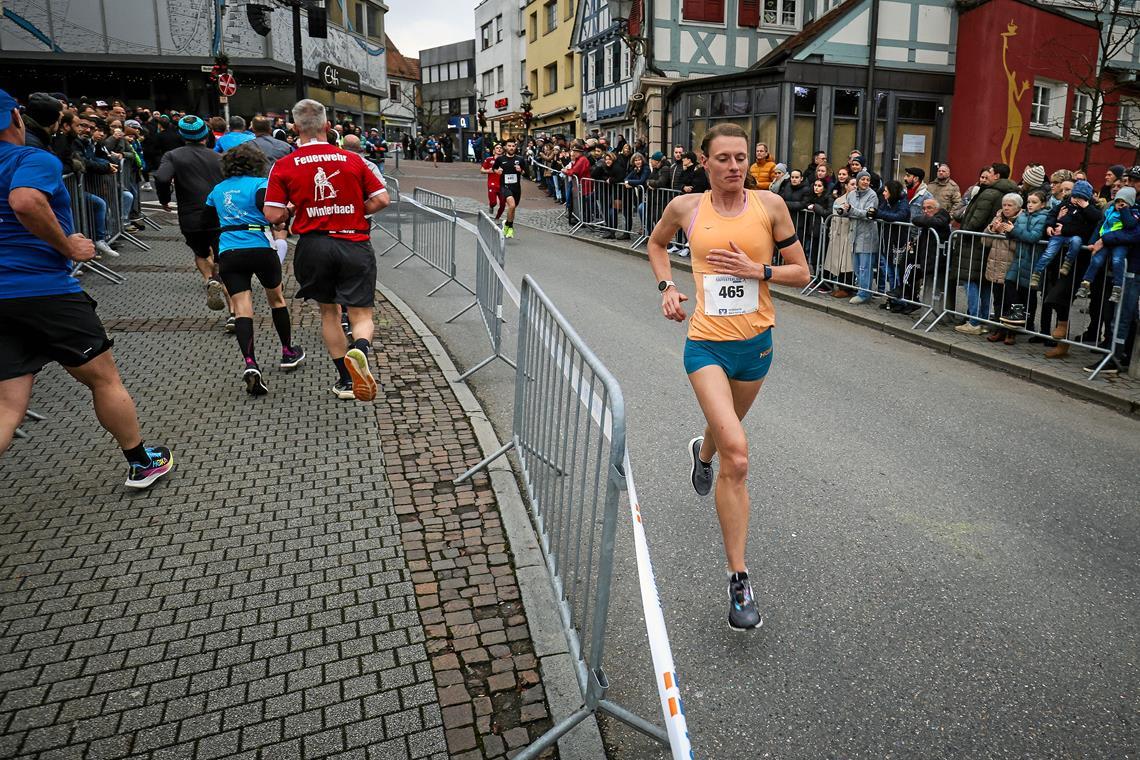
[519,219,1140,418]
[372,278,608,760]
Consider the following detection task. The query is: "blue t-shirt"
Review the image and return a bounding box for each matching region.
[214,132,256,153]
[0,142,81,299]
[206,175,273,253]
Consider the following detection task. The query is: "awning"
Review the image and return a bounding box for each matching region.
[534,105,577,120]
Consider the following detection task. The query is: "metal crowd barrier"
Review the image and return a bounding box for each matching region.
[375,175,405,256]
[393,187,473,297]
[804,215,944,328]
[62,171,126,283]
[530,159,573,223]
[929,229,1127,377]
[449,211,518,381]
[455,275,689,759]
[570,176,644,241]
[631,186,684,250]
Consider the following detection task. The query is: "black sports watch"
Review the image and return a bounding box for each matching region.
[762,265,773,281]
[658,280,676,292]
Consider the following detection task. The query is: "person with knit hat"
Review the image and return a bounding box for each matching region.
[1076,185,1138,303]
[1099,164,1126,204]
[768,162,788,195]
[153,115,228,320]
[1020,163,1047,197]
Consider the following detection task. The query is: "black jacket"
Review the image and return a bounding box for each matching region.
[1044,199,1103,242]
[681,165,708,193]
[153,143,223,232]
[23,120,53,153]
[779,180,810,213]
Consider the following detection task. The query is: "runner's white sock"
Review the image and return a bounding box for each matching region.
[275,239,288,265]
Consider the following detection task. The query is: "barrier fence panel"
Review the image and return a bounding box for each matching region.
[63,172,125,284]
[632,186,683,249]
[930,230,1129,377]
[111,160,152,251]
[454,275,689,759]
[805,215,943,329]
[394,187,473,297]
[530,159,574,226]
[449,212,520,380]
[375,175,406,256]
[572,177,644,241]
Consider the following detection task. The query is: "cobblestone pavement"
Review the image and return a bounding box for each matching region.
[0,223,558,759]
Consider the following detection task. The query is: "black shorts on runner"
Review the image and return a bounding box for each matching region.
[0,292,114,381]
[500,184,522,203]
[184,230,219,259]
[218,247,282,295]
[293,234,376,307]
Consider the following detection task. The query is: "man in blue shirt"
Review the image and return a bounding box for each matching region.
[0,90,173,489]
[213,115,255,153]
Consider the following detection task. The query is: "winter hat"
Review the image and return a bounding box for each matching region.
[1128,166,1140,181]
[855,170,871,180]
[124,119,141,129]
[774,162,788,174]
[1113,186,1137,205]
[1050,169,1074,183]
[178,115,209,141]
[905,166,925,182]
[1021,164,1046,187]
[650,151,664,161]
[24,92,63,129]
[1108,164,1126,180]
[850,155,865,168]
[1071,180,1095,201]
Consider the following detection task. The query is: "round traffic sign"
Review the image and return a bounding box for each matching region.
[217,72,237,97]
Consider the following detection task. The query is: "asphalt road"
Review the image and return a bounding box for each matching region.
[371,203,1140,760]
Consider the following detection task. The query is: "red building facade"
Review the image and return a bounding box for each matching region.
[949,0,1140,180]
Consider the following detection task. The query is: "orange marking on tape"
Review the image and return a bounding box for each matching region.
[668,697,678,717]
[664,672,673,690]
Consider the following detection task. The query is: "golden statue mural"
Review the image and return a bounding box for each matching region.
[1000,21,1030,169]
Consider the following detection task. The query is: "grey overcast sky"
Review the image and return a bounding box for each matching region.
[384,1,476,59]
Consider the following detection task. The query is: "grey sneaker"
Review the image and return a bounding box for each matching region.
[689,436,713,496]
[1110,285,1122,303]
[1075,280,1092,299]
[727,572,763,632]
[206,279,225,311]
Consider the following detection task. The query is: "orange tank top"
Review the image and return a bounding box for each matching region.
[687,190,776,341]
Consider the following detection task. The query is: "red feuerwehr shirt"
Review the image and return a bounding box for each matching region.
[264,141,385,242]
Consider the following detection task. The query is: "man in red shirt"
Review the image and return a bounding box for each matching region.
[263,99,389,401]
[480,142,504,219]
[561,140,592,226]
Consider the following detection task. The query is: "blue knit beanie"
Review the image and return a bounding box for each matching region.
[177,115,209,141]
[1070,180,1094,201]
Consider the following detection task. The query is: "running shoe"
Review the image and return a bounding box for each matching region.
[689,436,713,496]
[504,225,515,239]
[224,316,236,333]
[279,345,306,370]
[344,348,377,401]
[727,572,764,632]
[243,361,268,396]
[125,445,174,489]
[95,240,118,258]
[206,279,226,311]
[332,380,355,400]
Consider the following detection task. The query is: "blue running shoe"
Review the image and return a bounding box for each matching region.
[125,446,174,489]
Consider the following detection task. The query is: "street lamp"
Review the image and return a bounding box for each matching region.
[520,84,533,140]
[606,0,647,56]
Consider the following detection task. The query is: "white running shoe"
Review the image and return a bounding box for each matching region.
[95,240,118,257]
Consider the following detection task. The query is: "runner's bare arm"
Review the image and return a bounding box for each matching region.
[9,187,94,261]
[263,205,288,225]
[761,193,811,287]
[648,195,695,322]
[364,192,389,214]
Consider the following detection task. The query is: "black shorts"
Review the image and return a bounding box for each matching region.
[0,292,114,381]
[500,184,522,203]
[293,234,376,307]
[218,247,282,295]
[185,230,219,259]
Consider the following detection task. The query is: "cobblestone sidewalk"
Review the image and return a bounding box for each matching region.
[0,224,558,759]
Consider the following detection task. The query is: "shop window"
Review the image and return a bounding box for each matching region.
[793,85,817,114]
[1070,91,1100,143]
[831,90,861,160]
[755,115,777,158]
[896,99,936,121]
[683,0,725,23]
[689,93,707,118]
[739,0,760,26]
[763,0,798,28]
[754,87,778,113]
[711,90,749,116]
[1030,79,1067,136]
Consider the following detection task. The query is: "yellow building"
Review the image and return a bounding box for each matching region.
[524,0,581,138]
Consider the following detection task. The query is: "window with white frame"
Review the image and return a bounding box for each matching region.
[1030,79,1067,135]
[603,44,614,87]
[481,70,494,95]
[495,14,503,42]
[763,0,798,28]
[1070,91,1101,143]
[587,51,596,94]
[496,65,504,93]
[1118,99,1140,146]
[480,21,493,50]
